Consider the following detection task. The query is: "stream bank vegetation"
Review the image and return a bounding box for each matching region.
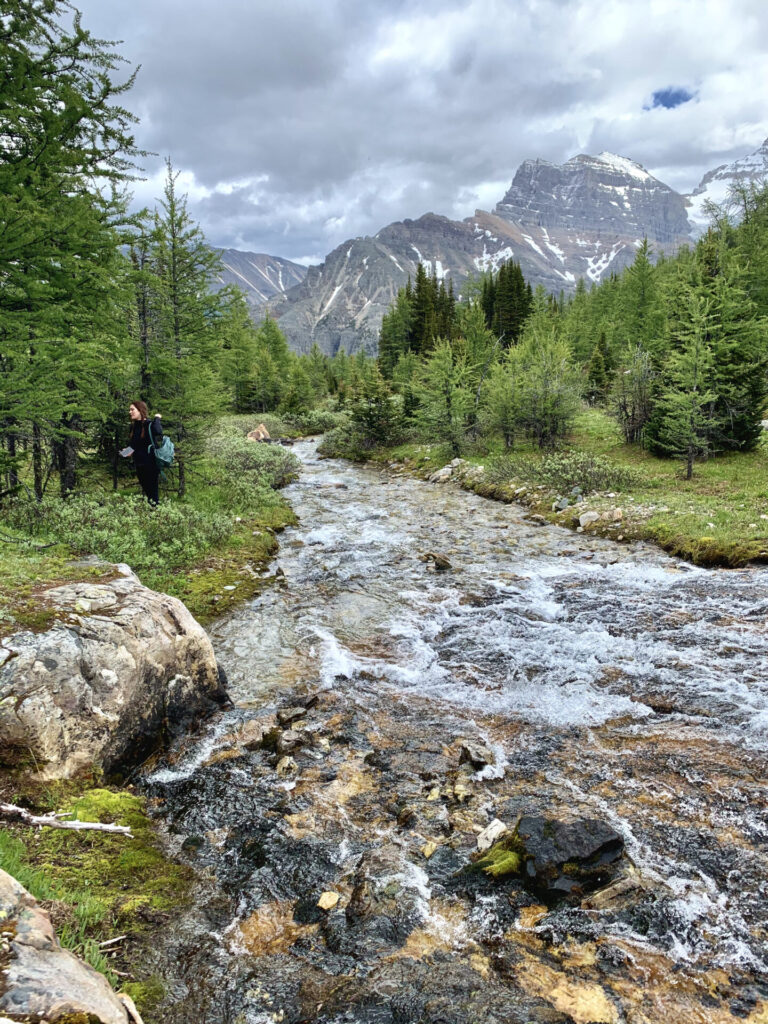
[0,778,191,1018]
[318,183,768,567]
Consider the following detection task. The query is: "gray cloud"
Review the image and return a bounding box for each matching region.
[72,0,768,263]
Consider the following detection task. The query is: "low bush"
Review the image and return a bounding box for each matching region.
[284,408,346,435]
[205,432,299,491]
[316,422,374,462]
[489,449,638,495]
[4,493,233,574]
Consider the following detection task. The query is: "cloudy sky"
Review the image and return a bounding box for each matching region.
[72,0,768,265]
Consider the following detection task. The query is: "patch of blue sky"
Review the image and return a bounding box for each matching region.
[644,87,697,111]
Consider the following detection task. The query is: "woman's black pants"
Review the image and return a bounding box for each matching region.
[136,462,160,505]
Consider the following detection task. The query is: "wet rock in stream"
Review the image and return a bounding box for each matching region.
[515,815,625,901]
[139,693,647,1024]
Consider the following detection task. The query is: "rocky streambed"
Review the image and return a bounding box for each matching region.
[139,441,768,1023]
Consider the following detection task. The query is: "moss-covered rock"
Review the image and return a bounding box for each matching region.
[472,816,625,903]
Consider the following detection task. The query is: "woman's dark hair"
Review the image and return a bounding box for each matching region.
[130,400,150,440]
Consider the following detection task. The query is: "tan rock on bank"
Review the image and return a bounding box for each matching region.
[0,868,131,1023]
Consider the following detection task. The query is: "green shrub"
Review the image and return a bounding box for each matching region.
[316,422,375,461]
[204,433,299,490]
[284,408,346,435]
[216,412,292,438]
[4,493,233,574]
[489,450,638,494]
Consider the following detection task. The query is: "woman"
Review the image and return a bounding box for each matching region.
[123,401,163,505]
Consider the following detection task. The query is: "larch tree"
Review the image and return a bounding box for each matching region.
[648,288,719,479]
[148,160,228,495]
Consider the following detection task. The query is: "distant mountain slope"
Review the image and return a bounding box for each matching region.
[685,137,768,232]
[270,151,693,354]
[213,249,307,312]
[271,213,500,355]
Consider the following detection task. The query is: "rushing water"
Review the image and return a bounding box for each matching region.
[143,442,768,1024]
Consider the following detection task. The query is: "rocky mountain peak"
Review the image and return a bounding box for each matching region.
[495,150,688,243]
[227,138,767,356]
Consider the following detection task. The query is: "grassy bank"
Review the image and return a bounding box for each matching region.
[323,407,768,568]
[0,415,307,634]
[0,414,311,1017]
[0,777,192,1019]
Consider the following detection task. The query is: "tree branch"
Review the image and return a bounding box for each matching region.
[0,802,133,837]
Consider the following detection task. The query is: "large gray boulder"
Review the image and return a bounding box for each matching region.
[0,565,228,780]
[0,868,130,1023]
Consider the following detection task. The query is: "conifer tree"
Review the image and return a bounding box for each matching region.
[281,361,315,415]
[618,239,665,357]
[306,343,331,401]
[414,340,473,456]
[585,345,608,405]
[513,314,581,448]
[0,0,142,497]
[408,263,435,354]
[480,272,497,329]
[220,294,260,412]
[562,278,595,362]
[612,346,656,444]
[148,160,228,494]
[392,351,421,420]
[648,289,719,478]
[693,234,767,451]
[481,354,519,447]
[349,366,402,447]
[378,288,412,377]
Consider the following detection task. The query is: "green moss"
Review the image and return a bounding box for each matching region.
[122,975,166,1016]
[0,542,119,640]
[473,835,525,878]
[146,510,294,624]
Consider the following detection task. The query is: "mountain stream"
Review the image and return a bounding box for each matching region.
[141,441,768,1024]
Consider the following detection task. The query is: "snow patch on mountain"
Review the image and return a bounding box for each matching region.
[685,138,768,233]
[474,245,515,273]
[594,152,653,181]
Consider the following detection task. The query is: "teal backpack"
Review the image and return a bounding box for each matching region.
[148,420,175,469]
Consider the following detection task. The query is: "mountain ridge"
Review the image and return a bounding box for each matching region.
[215,140,768,355]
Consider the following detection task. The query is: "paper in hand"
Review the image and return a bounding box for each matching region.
[119,447,134,457]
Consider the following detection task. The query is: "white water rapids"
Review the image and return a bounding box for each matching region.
[211,443,768,749]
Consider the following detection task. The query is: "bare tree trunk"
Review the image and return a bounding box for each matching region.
[7,430,18,489]
[59,414,81,496]
[113,426,120,490]
[32,422,43,501]
[177,452,186,497]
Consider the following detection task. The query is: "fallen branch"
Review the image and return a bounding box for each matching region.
[0,802,133,837]
[99,934,128,948]
[0,529,56,549]
[119,993,146,1023]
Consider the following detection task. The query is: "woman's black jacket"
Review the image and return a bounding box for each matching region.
[129,416,163,467]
